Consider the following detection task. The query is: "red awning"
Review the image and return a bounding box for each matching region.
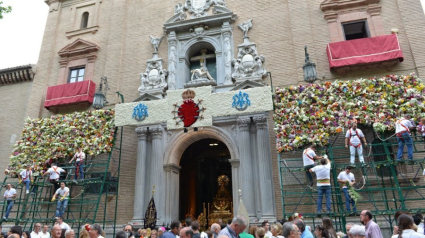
[326,34,404,69]
[44,80,96,109]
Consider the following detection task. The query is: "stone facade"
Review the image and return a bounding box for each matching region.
[1,0,425,226]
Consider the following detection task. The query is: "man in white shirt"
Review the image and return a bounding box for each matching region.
[31,223,43,238]
[52,182,70,218]
[310,157,332,214]
[51,225,62,238]
[19,164,33,194]
[261,221,272,238]
[337,166,357,214]
[55,216,71,230]
[69,147,85,181]
[396,115,414,161]
[303,145,323,187]
[41,225,51,238]
[43,163,66,191]
[3,184,17,220]
[345,123,367,167]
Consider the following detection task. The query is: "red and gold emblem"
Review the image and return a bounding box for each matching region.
[172,89,205,127]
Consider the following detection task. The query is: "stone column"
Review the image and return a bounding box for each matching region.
[150,126,164,223]
[253,115,275,219]
[237,117,256,219]
[229,158,240,216]
[164,163,181,224]
[167,31,177,90]
[132,127,148,222]
[221,21,233,85]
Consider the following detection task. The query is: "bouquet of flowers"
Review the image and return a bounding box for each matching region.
[274,73,425,152]
[6,109,116,176]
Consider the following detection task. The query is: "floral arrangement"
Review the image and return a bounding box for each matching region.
[287,212,303,221]
[273,73,425,152]
[6,109,115,176]
[347,182,362,205]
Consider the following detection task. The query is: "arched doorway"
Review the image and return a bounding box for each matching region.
[179,138,232,221]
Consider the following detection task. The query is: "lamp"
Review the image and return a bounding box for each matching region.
[302,45,318,83]
[92,76,110,109]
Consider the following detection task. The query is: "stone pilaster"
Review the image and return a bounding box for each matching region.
[222,21,233,85]
[237,116,256,219]
[150,126,164,222]
[163,163,181,224]
[132,127,149,222]
[229,158,240,216]
[253,115,275,219]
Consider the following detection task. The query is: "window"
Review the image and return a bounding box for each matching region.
[81,12,89,29]
[69,67,85,83]
[343,20,370,41]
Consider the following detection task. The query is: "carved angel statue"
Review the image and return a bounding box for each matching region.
[191,60,214,81]
[213,0,226,7]
[174,3,185,14]
[238,19,253,38]
[149,35,163,53]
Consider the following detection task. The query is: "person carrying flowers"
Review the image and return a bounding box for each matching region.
[69,147,85,182]
[345,123,367,167]
[395,114,414,161]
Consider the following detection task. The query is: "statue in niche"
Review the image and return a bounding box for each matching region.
[150,35,163,53]
[238,19,253,38]
[190,59,214,81]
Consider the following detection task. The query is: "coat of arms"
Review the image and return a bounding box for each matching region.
[172,89,205,127]
[132,103,149,121]
[185,0,212,18]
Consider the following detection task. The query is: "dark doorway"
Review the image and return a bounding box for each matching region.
[179,138,232,221]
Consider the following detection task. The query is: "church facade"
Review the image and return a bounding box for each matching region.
[2,0,425,226]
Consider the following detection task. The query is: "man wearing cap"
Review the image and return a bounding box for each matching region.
[337,166,357,214]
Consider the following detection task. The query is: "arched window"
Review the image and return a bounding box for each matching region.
[80,12,89,29]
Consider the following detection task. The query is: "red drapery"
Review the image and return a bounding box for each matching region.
[326,34,404,69]
[44,80,96,109]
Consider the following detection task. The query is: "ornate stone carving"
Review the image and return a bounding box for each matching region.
[222,22,233,84]
[138,59,168,93]
[135,127,149,139]
[150,126,163,139]
[238,19,252,38]
[190,25,209,39]
[167,32,178,90]
[237,116,251,131]
[185,0,213,19]
[253,115,268,129]
[150,36,163,53]
[174,3,187,21]
[213,0,226,7]
[232,20,267,83]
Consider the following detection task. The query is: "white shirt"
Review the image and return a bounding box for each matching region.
[345,128,364,145]
[47,166,64,180]
[337,171,355,188]
[31,231,43,238]
[311,163,331,186]
[74,151,85,162]
[265,231,273,238]
[303,148,316,166]
[20,170,32,181]
[4,188,16,200]
[59,222,71,230]
[418,223,424,235]
[396,118,412,133]
[55,187,69,199]
[40,231,51,238]
[391,229,425,238]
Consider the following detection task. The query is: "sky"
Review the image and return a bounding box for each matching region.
[0,0,425,69]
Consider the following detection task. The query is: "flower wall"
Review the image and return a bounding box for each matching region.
[273,74,425,153]
[7,109,115,175]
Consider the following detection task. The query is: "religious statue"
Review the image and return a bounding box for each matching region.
[238,19,253,38]
[208,175,233,226]
[190,59,214,81]
[174,2,185,14]
[304,45,310,64]
[150,35,163,53]
[213,0,226,7]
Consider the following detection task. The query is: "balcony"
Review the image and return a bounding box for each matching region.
[44,80,96,109]
[326,34,403,75]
